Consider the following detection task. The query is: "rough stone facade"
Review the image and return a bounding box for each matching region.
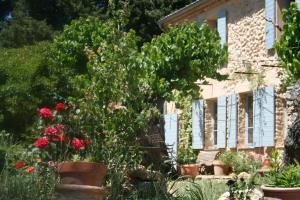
[275,89,286,148]
[162,0,288,154]
[284,80,300,164]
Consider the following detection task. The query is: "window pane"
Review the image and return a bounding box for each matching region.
[247,95,254,144]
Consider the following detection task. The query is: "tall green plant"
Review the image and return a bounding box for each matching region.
[275,2,300,86]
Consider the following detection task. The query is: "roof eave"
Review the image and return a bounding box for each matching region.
[158,0,208,30]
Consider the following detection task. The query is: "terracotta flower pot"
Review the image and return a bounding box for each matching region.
[261,185,300,200]
[58,161,107,186]
[212,160,231,176]
[177,164,199,177]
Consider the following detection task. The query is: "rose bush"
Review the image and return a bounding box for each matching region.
[32,102,93,163]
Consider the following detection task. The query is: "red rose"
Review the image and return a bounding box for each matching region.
[34,137,49,148]
[71,138,86,151]
[25,166,35,173]
[44,127,58,136]
[15,161,25,169]
[39,108,53,119]
[55,124,64,133]
[56,103,65,111]
[52,133,67,143]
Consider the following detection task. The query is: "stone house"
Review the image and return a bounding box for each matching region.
[161,0,300,158]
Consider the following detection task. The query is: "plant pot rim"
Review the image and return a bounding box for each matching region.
[212,160,227,165]
[261,185,300,191]
[59,161,106,165]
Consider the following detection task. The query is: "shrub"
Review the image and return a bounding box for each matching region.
[218,151,261,174]
[0,42,53,140]
[266,150,300,188]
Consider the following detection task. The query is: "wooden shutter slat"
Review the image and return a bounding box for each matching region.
[217,96,227,148]
[217,10,227,46]
[228,94,237,148]
[265,0,276,49]
[192,99,204,149]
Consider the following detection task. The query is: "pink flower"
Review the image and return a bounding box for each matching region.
[34,137,49,148]
[48,161,58,168]
[44,127,58,136]
[56,103,65,111]
[39,108,53,119]
[71,138,86,151]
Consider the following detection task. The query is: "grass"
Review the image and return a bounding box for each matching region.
[0,169,57,200]
[171,179,228,200]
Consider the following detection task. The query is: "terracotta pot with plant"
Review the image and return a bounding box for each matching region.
[176,147,198,177]
[261,151,300,200]
[32,102,107,200]
[213,151,233,176]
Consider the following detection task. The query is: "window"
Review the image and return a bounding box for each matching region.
[213,101,218,146]
[246,94,254,145]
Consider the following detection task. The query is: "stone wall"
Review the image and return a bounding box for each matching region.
[284,80,300,164]
[275,89,286,148]
[162,0,284,99]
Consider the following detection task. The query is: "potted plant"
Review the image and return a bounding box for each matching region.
[261,151,300,200]
[213,151,233,176]
[32,102,107,199]
[176,147,198,177]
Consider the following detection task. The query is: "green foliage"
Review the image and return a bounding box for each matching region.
[275,2,300,86]
[227,173,260,200]
[177,147,196,165]
[0,0,193,47]
[267,150,300,188]
[218,151,261,174]
[142,22,228,100]
[0,131,57,200]
[175,180,228,200]
[0,17,53,48]
[0,42,53,139]
[0,169,56,200]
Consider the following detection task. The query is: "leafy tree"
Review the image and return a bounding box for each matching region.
[0,0,193,47]
[276,2,300,86]
[0,16,53,47]
[101,0,194,44]
[0,42,53,139]
[142,22,228,102]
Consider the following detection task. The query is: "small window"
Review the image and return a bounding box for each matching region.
[213,101,218,145]
[246,94,254,145]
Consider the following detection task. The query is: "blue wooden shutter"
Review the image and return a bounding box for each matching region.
[217,10,227,46]
[164,114,178,160]
[261,86,275,146]
[217,96,227,148]
[253,90,262,147]
[227,94,237,148]
[192,99,204,149]
[265,0,276,49]
[253,86,275,147]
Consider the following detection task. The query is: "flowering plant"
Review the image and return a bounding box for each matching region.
[32,102,94,163]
